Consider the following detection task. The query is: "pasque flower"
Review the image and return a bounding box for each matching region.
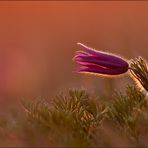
[73,43,129,76]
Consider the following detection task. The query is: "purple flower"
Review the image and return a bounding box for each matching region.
[73,43,129,76]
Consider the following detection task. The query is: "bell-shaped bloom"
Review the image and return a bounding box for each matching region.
[73,43,129,76]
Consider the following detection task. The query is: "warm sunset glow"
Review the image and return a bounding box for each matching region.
[0,1,147,110]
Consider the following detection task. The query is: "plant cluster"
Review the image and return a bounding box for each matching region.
[0,50,147,147]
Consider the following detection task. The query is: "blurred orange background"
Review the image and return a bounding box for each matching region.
[0,1,148,110]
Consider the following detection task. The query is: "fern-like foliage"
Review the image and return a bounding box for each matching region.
[0,56,148,147]
[22,89,107,147]
[22,97,51,129]
[108,85,147,142]
[130,57,148,92]
[52,90,107,133]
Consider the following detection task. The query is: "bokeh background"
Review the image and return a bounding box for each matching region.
[0,1,148,111]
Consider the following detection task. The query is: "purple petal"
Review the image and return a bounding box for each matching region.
[77,43,128,68]
[75,51,91,56]
[74,54,128,69]
[75,65,128,75]
[73,51,91,61]
[74,60,100,67]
